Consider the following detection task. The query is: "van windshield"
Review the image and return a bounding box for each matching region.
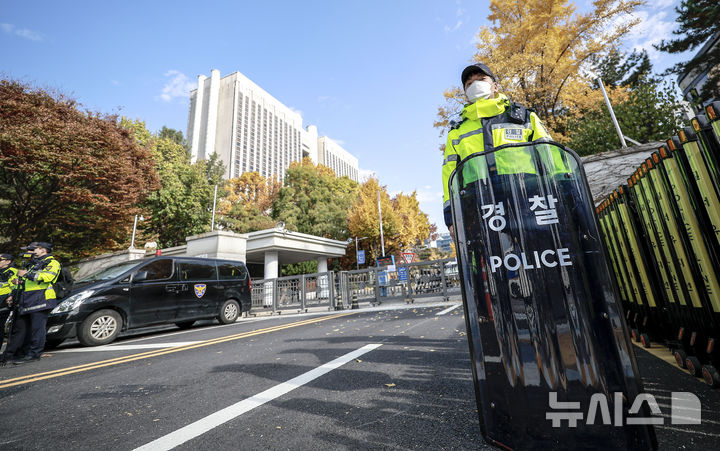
[76,261,141,283]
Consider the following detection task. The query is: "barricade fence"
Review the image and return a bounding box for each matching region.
[597,101,720,388]
[249,258,460,314]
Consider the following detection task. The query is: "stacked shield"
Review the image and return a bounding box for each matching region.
[597,101,720,388]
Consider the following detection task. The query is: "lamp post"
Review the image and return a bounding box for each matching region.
[130,215,144,249]
[354,236,368,270]
[377,190,385,257]
[211,184,218,231]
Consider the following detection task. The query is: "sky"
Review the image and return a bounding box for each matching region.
[0,0,693,233]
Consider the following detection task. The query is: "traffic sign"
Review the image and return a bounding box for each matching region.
[401,252,416,264]
[398,266,408,281]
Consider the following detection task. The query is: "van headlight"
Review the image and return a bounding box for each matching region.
[51,290,95,314]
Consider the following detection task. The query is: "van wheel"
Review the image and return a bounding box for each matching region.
[44,339,65,350]
[175,321,196,329]
[78,309,122,346]
[218,299,240,324]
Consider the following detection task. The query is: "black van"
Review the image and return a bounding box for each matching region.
[46,256,251,347]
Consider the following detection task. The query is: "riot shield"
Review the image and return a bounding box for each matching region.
[449,141,657,450]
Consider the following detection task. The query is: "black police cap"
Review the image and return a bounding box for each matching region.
[21,241,53,251]
[0,253,13,261]
[461,63,497,88]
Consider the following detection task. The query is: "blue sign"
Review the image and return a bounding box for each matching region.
[398,267,407,281]
[357,250,365,265]
[378,270,388,286]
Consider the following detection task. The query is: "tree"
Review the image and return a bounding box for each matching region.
[435,0,642,141]
[591,49,655,88]
[347,178,430,264]
[0,80,159,260]
[347,178,399,263]
[655,0,720,104]
[393,192,430,250]
[272,158,359,240]
[219,171,281,233]
[566,52,684,155]
[123,120,226,248]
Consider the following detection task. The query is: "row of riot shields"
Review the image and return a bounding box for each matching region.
[597,101,720,390]
[448,140,656,450]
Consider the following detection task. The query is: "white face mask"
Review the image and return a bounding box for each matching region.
[465,80,493,102]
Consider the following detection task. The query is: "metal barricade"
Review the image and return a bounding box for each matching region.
[250,271,336,314]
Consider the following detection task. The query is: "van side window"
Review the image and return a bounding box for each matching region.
[218,263,247,280]
[138,260,173,281]
[177,261,217,281]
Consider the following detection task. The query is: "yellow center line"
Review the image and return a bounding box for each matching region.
[0,312,355,389]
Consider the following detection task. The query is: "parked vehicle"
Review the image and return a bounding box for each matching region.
[45,257,251,347]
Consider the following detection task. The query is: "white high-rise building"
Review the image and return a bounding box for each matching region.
[318,136,359,181]
[187,69,358,182]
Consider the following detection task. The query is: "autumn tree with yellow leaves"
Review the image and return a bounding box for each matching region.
[218,171,282,233]
[435,0,641,141]
[348,177,430,264]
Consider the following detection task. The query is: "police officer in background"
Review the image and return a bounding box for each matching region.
[0,253,19,351]
[442,63,553,237]
[1,242,60,365]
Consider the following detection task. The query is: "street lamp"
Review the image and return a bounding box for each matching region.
[130,215,144,249]
[353,236,368,270]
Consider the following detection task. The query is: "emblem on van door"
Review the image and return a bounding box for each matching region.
[194,284,207,298]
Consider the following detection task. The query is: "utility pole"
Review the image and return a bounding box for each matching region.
[211,184,218,231]
[377,190,385,257]
[597,76,628,148]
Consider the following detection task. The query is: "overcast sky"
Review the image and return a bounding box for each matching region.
[1,0,693,232]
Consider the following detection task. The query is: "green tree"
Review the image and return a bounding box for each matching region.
[0,80,159,260]
[655,0,720,104]
[123,120,226,248]
[591,49,655,88]
[566,53,684,155]
[272,158,359,240]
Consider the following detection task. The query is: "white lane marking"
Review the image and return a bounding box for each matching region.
[56,342,201,352]
[134,343,383,451]
[436,304,461,316]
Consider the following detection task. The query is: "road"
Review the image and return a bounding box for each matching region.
[0,302,719,450]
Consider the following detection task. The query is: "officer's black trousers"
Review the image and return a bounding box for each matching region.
[3,311,49,359]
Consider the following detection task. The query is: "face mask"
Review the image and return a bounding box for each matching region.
[465,80,493,102]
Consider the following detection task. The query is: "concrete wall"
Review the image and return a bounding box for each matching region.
[185,230,248,261]
[581,141,664,205]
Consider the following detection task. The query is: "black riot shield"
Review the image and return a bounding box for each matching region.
[448,141,657,451]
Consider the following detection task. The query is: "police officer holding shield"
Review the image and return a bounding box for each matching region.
[1,242,60,365]
[442,63,552,236]
[441,63,656,450]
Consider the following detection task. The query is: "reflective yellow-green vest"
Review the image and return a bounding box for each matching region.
[0,265,18,299]
[442,94,563,227]
[22,255,60,311]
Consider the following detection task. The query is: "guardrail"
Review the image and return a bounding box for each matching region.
[251,271,337,314]
[249,258,460,315]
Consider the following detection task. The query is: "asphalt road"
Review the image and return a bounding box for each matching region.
[0,302,718,450]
